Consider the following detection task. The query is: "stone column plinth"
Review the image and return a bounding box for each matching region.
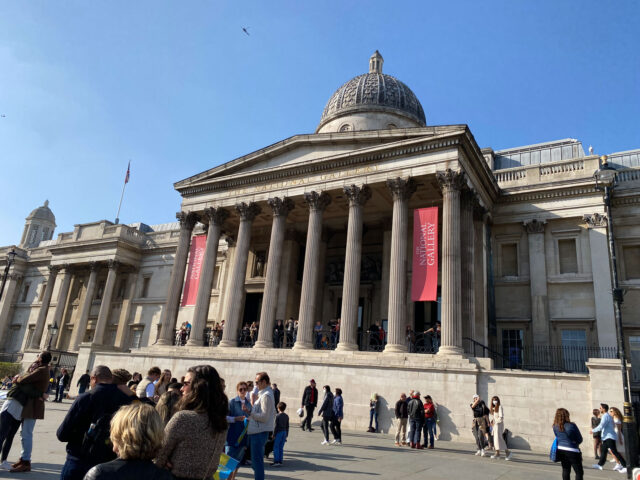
[45,266,73,350]
[29,265,59,350]
[219,202,261,348]
[157,211,198,345]
[337,184,371,351]
[436,169,465,355]
[524,219,550,345]
[294,192,331,350]
[255,198,294,348]
[92,260,119,346]
[70,263,99,351]
[460,189,476,349]
[385,178,416,353]
[584,213,617,348]
[0,273,22,349]
[188,207,229,346]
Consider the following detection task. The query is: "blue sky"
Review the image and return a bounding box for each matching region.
[0,1,638,247]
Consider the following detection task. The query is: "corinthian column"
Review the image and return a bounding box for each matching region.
[460,188,476,350]
[337,184,371,352]
[157,211,199,345]
[436,169,465,355]
[219,202,261,347]
[30,265,59,350]
[70,262,99,351]
[0,273,22,349]
[255,197,294,348]
[294,191,331,350]
[47,265,73,349]
[384,178,416,353]
[188,207,229,346]
[93,260,119,345]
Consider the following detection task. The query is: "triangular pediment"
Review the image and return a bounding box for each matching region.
[175,126,467,192]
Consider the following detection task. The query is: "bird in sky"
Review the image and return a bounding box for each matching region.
[0,114,5,118]
[242,27,250,36]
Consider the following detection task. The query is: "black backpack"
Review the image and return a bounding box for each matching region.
[80,412,117,464]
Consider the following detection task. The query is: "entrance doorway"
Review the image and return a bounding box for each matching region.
[243,293,263,328]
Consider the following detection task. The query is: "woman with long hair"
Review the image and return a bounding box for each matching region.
[153,370,172,401]
[84,403,173,480]
[155,384,182,426]
[368,393,379,433]
[155,365,228,480]
[489,396,511,460]
[553,408,584,480]
[609,407,624,471]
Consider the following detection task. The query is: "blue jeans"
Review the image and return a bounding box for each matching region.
[78,385,87,394]
[273,431,287,463]
[249,431,269,480]
[409,418,423,445]
[60,456,93,480]
[369,410,378,431]
[423,417,436,447]
[20,418,36,461]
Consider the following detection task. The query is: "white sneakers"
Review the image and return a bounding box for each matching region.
[592,464,603,470]
[490,454,498,459]
[0,461,11,471]
[475,450,482,456]
[619,467,627,474]
[505,452,513,461]
[321,440,329,445]
[480,449,487,457]
[330,440,341,445]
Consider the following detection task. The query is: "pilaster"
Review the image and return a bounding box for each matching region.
[523,219,550,345]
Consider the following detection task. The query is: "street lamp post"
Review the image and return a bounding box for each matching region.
[594,155,638,476]
[0,248,17,303]
[47,321,59,351]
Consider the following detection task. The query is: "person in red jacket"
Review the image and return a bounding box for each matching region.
[422,395,436,449]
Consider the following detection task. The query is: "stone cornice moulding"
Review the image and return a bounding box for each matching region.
[499,185,600,204]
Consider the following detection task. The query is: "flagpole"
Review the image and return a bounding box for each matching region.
[114,182,127,225]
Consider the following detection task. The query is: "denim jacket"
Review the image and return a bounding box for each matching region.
[592,412,616,442]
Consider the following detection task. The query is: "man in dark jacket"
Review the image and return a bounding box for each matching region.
[55,369,70,402]
[300,379,318,432]
[272,383,281,406]
[57,365,132,480]
[394,393,408,446]
[76,370,91,395]
[407,391,425,449]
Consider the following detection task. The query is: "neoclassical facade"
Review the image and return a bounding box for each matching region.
[1,53,640,443]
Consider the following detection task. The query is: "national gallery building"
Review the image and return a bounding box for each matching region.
[1,52,639,450]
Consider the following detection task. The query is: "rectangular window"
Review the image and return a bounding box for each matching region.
[21,283,31,302]
[558,239,578,274]
[624,246,640,280]
[501,329,524,368]
[501,243,518,277]
[561,329,588,372]
[95,281,106,300]
[116,279,127,300]
[39,282,47,301]
[25,326,35,350]
[130,328,144,349]
[107,327,118,346]
[6,326,20,351]
[213,267,220,290]
[630,336,640,382]
[141,276,151,298]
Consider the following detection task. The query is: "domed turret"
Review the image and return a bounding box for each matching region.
[20,200,56,248]
[316,51,426,133]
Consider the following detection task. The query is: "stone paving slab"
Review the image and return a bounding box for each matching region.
[0,399,624,480]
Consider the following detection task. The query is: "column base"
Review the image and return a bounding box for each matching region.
[186,338,203,347]
[437,345,464,356]
[155,338,171,346]
[336,342,358,352]
[292,341,313,350]
[253,341,273,349]
[218,339,238,348]
[383,343,408,353]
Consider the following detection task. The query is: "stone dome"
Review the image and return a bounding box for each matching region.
[316,51,426,133]
[26,200,56,225]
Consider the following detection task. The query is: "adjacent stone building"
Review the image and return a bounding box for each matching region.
[1,52,639,450]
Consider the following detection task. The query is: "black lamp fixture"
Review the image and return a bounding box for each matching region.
[593,154,638,476]
[0,248,17,303]
[47,321,59,351]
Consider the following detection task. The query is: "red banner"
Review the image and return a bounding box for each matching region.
[181,234,206,306]
[411,207,438,301]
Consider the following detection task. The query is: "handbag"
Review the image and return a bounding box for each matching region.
[550,437,558,462]
[297,407,304,417]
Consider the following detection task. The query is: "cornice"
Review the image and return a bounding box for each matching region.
[498,185,599,204]
[177,133,464,197]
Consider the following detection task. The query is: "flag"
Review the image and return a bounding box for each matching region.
[124,161,130,184]
[411,207,439,301]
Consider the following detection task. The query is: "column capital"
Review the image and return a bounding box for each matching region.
[48,265,61,275]
[386,177,417,201]
[267,197,295,217]
[202,207,230,227]
[343,184,372,207]
[61,263,74,274]
[107,259,120,271]
[176,211,199,231]
[235,202,261,221]
[436,169,466,192]
[583,213,608,229]
[88,261,100,272]
[304,191,331,212]
[8,272,23,282]
[523,218,546,234]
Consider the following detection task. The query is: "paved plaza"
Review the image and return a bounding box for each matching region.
[0,399,626,480]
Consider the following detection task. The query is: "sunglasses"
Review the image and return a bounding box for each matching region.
[183,380,192,386]
[238,388,247,392]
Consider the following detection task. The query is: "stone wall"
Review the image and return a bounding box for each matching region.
[62,347,625,453]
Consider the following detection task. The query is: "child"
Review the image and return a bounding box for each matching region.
[272,402,289,466]
[591,408,602,459]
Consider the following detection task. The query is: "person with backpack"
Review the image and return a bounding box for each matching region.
[56,365,132,480]
[407,391,425,449]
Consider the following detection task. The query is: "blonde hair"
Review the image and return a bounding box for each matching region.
[110,403,164,460]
